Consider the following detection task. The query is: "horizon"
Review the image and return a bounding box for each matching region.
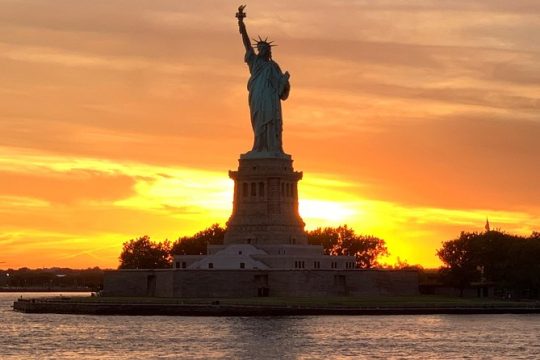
[1,1,539,269]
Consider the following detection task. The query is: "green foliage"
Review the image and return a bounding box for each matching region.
[437,230,540,298]
[171,224,226,255]
[118,235,172,269]
[307,225,388,269]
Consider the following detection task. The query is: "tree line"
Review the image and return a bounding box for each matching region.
[115,224,540,299]
[437,230,540,298]
[118,224,389,269]
[0,268,104,291]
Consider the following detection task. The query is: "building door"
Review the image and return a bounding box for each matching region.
[255,274,269,297]
[334,275,347,295]
[146,275,156,297]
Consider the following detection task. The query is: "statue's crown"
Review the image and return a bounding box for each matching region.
[252,36,276,48]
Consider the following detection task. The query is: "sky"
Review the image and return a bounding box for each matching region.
[1,0,539,269]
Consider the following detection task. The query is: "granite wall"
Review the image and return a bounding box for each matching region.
[103,269,419,298]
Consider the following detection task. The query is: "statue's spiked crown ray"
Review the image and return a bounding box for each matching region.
[251,35,277,49]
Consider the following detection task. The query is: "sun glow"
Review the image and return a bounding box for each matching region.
[1,146,538,269]
[299,199,358,227]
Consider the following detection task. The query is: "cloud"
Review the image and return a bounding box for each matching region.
[295,112,540,211]
[0,43,192,74]
[0,169,135,205]
[0,0,539,268]
[0,148,232,234]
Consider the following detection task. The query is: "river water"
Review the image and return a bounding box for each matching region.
[1,293,539,359]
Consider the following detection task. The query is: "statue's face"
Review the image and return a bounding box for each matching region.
[257,44,271,60]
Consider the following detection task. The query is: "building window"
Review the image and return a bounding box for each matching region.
[208,263,214,269]
[301,261,305,268]
[247,238,251,244]
[281,183,285,196]
[240,262,245,269]
[251,182,256,196]
[182,262,187,269]
[238,251,243,255]
[259,182,265,197]
[243,182,248,197]
[175,262,180,268]
[286,183,291,197]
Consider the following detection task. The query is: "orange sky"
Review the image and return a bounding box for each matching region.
[1,1,539,269]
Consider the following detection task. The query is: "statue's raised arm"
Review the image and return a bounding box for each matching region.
[236,5,251,52]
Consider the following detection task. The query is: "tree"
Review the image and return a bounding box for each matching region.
[307,225,388,269]
[171,224,226,255]
[437,232,481,296]
[437,230,540,298]
[306,225,348,255]
[384,257,423,271]
[505,232,540,297]
[119,236,172,269]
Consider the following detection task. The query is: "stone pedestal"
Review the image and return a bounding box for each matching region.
[224,156,307,245]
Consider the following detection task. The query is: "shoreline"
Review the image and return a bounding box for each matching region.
[12,296,540,316]
[1,288,94,293]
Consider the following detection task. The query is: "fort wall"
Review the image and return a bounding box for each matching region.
[102,269,419,298]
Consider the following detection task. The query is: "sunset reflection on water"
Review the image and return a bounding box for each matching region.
[1,293,539,359]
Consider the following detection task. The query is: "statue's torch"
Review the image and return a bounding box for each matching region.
[236,5,247,22]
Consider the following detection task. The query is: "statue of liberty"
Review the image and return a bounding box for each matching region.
[236,5,290,157]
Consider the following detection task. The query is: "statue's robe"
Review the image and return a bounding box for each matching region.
[245,48,290,153]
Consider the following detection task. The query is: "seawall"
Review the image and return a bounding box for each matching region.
[13,297,540,316]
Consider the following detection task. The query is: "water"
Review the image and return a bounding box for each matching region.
[1,293,539,359]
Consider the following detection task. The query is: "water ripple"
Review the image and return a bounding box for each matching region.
[1,293,539,359]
